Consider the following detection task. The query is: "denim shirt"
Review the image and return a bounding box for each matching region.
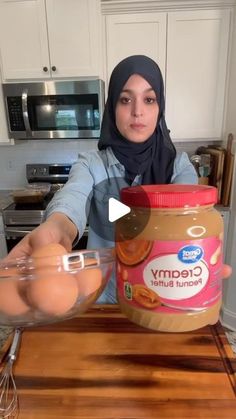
[45,147,198,303]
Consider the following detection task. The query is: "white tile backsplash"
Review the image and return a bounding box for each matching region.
[0,139,98,189]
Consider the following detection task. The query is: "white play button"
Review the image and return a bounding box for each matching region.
[108,197,131,222]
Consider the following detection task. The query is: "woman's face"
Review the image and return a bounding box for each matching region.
[115,74,159,143]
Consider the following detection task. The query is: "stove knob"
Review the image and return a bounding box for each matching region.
[39,167,45,175]
[32,168,37,175]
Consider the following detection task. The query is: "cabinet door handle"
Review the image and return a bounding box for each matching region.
[51,66,56,72]
[43,66,48,72]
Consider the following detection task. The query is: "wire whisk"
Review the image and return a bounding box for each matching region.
[0,329,22,418]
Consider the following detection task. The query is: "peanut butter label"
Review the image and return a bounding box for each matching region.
[117,237,222,313]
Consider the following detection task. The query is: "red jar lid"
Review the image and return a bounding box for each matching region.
[120,184,218,208]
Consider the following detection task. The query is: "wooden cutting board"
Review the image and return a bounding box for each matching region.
[206,147,225,203]
[196,146,225,203]
[6,305,236,418]
[222,133,235,206]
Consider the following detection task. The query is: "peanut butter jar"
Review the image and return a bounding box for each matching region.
[116,185,223,332]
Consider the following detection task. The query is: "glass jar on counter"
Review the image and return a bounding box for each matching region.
[115,185,223,332]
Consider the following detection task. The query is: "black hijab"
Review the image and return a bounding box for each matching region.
[98,55,176,184]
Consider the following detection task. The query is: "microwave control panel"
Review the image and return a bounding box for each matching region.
[7,97,24,131]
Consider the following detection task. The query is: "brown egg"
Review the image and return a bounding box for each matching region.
[27,271,79,316]
[26,243,79,316]
[76,259,103,297]
[0,278,30,316]
[32,243,67,268]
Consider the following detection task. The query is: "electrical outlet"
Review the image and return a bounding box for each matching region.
[7,160,15,170]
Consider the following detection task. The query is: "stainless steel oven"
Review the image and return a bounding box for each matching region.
[3,80,105,140]
[2,164,88,252]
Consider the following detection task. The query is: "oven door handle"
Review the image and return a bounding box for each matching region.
[4,227,35,237]
[22,90,32,137]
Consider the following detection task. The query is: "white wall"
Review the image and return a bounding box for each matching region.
[224,12,236,138]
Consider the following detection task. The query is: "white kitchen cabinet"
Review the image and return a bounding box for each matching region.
[165,9,230,140]
[0,0,102,81]
[104,7,231,140]
[105,13,166,86]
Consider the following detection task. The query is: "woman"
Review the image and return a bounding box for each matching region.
[5,55,231,301]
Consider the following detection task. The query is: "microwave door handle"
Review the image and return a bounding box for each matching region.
[22,91,32,137]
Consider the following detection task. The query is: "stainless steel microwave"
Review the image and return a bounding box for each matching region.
[2,80,105,140]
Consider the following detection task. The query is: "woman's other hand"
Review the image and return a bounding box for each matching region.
[222,264,232,279]
[2,212,77,261]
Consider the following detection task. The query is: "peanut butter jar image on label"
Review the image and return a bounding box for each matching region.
[115,185,224,332]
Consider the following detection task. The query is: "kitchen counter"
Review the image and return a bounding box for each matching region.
[4,305,236,419]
